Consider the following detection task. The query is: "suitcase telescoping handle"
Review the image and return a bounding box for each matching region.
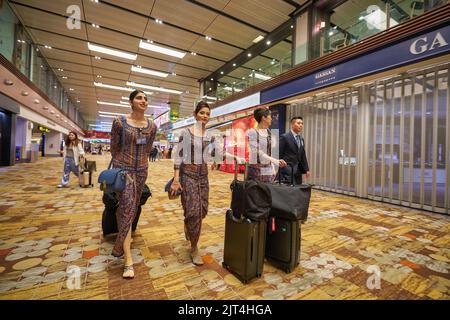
[233,158,248,182]
[278,162,295,185]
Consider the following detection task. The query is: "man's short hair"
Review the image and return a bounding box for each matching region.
[291,116,303,123]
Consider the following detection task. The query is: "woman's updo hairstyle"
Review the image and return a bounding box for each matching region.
[129,89,146,101]
[194,101,210,115]
[253,107,271,123]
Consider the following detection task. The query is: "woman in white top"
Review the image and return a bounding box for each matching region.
[58,131,84,188]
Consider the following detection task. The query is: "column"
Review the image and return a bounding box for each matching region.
[44,131,63,156]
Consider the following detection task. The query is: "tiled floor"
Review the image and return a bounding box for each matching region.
[0,155,449,300]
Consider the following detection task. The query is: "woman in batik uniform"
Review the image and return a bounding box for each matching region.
[171,101,212,265]
[110,90,157,278]
[247,107,286,182]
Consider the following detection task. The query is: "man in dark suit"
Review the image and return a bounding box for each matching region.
[279,116,310,185]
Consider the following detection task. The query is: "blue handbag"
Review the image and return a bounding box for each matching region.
[98,116,127,192]
[98,161,126,193]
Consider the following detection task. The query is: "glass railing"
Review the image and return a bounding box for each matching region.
[321,0,447,55]
[215,50,292,102]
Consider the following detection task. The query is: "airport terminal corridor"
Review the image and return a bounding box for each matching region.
[0,155,449,300]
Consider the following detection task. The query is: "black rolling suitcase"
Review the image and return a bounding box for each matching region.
[266,217,300,273]
[223,209,266,283]
[101,184,152,236]
[222,162,272,283]
[264,165,312,273]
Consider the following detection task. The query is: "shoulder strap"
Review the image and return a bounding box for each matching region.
[120,116,126,153]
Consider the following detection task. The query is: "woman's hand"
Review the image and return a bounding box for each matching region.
[279,159,287,168]
[170,180,182,195]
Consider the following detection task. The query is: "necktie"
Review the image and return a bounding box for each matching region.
[295,135,301,148]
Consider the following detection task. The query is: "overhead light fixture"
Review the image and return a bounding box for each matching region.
[91,23,100,28]
[69,88,74,91]
[44,45,52,49]
[126,81,183,95]
[220,71,224,75]
[57,68,64,71]
[88,42,137,60]
[247,53,252,57]
[232,63,236,67]
[99,111,153,117]
[94,56,101,60]
[139,40,186,58]
[97,100,131,107]
[155,19,163,24]
[96,75,102,78]
[252,35,264,43]
[94,82,133,92]
[21,91,29,96]
[266,40,271,45]
[131,65,169,78]
[205,36,212,41]
[34,99,40,104]
[191,52,197,56]
[4,79,13,85]
[62,76,68,79]
[252,73,271,81]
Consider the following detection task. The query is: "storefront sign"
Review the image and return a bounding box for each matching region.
[38,125,50,132]
[261,24,450,104]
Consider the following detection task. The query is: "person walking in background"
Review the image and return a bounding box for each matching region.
[110,89,157,278]
[279,116,310,185]
[57,131,85,188]
[247,107,286,182]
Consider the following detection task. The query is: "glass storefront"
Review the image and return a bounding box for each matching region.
[288,62,449,214]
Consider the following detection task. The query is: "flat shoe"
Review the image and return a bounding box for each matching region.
[123,265,134,279]
[191,253,204,266]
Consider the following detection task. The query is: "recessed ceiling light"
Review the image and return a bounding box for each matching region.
[139,40,186,58]
[131,65,169,78]
[232,63,236,67]
[21,91,29,96]
[4,79,13,85]
[220,71,224,75]
[266,40,271,45]
[96,75,102,78]
[205,36,212,41]
[88,43,137,60]
[155,19,163,24]
[69,88,74,91]
[91,23,100,28]
[62,76,68,79]
[126,81,183,95]
[34,99,40,104]
[191,52,197,55]
[247,53,252,57]
[94,56,101,60]
[253,35,264,43]
[210,78,213,81]
[97,101,130,107]
[44,45,52,49]
[94,82,133,91]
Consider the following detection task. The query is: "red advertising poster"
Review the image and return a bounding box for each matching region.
[84,130,111,139]
[220,115,256,174]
